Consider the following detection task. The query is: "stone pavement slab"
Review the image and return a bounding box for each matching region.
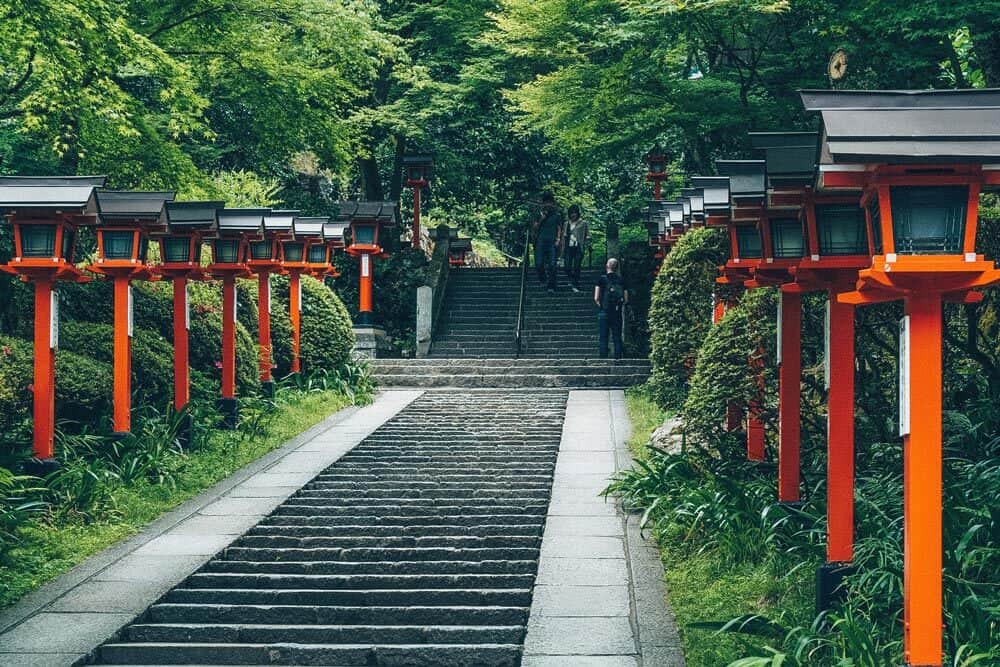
[524,389,686,666]
[0,389,422,667]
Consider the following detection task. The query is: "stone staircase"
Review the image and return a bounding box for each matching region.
[374,267,648,389]
[96,390,567,666]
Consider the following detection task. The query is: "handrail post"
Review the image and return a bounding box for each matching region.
[514,226,530,357]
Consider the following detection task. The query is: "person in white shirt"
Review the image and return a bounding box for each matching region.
[562,204,589,292]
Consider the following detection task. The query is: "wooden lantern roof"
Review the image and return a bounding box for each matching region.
[217,208,268,235]
[292,217,328,239]
[341,201,398,226]
[0,176,106,213]
[263,210,300,235]
[322,221,348,244]
[691,176,731,218]
[164,201,223,233]
[749,132,818,189]
[96,190,175,226]
[801,89,1000,166]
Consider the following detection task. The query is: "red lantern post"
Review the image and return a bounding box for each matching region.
[644,145,669,201]
[403,155,433,250]
[252,211,298,394]
[0,176,103,469]
[208,209,266,427]
[283,217,325,374]
[804,88,1000,666]
[344,202,396,329]
[154,201,220,444]
[88,190,176,436]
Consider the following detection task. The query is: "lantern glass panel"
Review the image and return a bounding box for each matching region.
[308,245,327,263]
[21,224,57,257]
[138,236,149,263]
[250,240,273,260]
[890,185,967,255]
[163,237,192,263]
[353,224,376,246]
[771,218,804,258]
[816,204,867,255]
[868,201,883,255]
[61,229,75,261]
[213,239,240,264]
[408,167,423,182]
[102,230,135,260]
[736,226,763,259]
[283,242,304,262]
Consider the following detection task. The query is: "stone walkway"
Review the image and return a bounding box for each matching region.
[523,390,683,666]
[0,388,683,666]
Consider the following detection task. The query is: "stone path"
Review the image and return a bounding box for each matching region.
[0,391,421,667]
[0,388,683,666]
[522,390,684,666]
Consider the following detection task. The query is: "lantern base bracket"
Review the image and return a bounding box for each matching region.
[816,562,854,615]
[217,398,239,430]
[24,458,60,477]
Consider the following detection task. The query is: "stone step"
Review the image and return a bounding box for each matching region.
[146,603,529,626]
[100,642,522,666]
[164,588,533,607]
[248,525,544,538]
[125,623,525,645]
[376,374,648,388]
[203,561,540,576]
[233,535,541,550]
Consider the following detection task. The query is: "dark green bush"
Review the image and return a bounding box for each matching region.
[682,287,778,448]
[647,227,730,407]
[58,322,175,409]
[0,335,113,436]
[272,274,354,375]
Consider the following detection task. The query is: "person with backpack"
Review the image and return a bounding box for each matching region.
[594,258,628,359]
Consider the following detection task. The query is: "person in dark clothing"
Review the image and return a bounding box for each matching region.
[533,192,562,291]
[563,204,588,292]
[594,258,628,359]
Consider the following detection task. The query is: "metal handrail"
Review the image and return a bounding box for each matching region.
[514,226,530,357]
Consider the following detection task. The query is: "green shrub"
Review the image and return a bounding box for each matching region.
[58,322,175,409]
[683,287,778,447]
[647,227,730,407]
[272,274,354,375]
[0,335,113,435]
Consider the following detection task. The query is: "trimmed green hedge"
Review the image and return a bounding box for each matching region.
[271,274,354,375]
[0,335,113,437]
[647,227,730,407]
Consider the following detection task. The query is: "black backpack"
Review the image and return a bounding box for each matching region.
[605,274,625,309]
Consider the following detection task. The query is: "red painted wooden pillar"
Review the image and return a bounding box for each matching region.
[653,180,662,201]
[826,292,856,563]
[32,279,56,461]
[778,291,801,503]
[412,187,422,249]
[258,272,272,384]
[289,271,302,374]
[358,253,374,326]
[712,293,726,325]
[903,292,943,667]
[112,275,132,435]
[221,276,237,400]
[172,277,190,411]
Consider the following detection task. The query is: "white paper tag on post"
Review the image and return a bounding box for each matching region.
[185,283,190,331]
[899,315,910,436]
[267,278,272,316]
[128,285,134,338]
[361,254,371,278]
[50,289,59,350]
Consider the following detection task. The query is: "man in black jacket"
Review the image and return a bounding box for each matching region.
[594,258,628,359]
[533,192,563,292]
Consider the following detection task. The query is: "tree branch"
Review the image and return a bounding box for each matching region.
[0,47,37,109]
